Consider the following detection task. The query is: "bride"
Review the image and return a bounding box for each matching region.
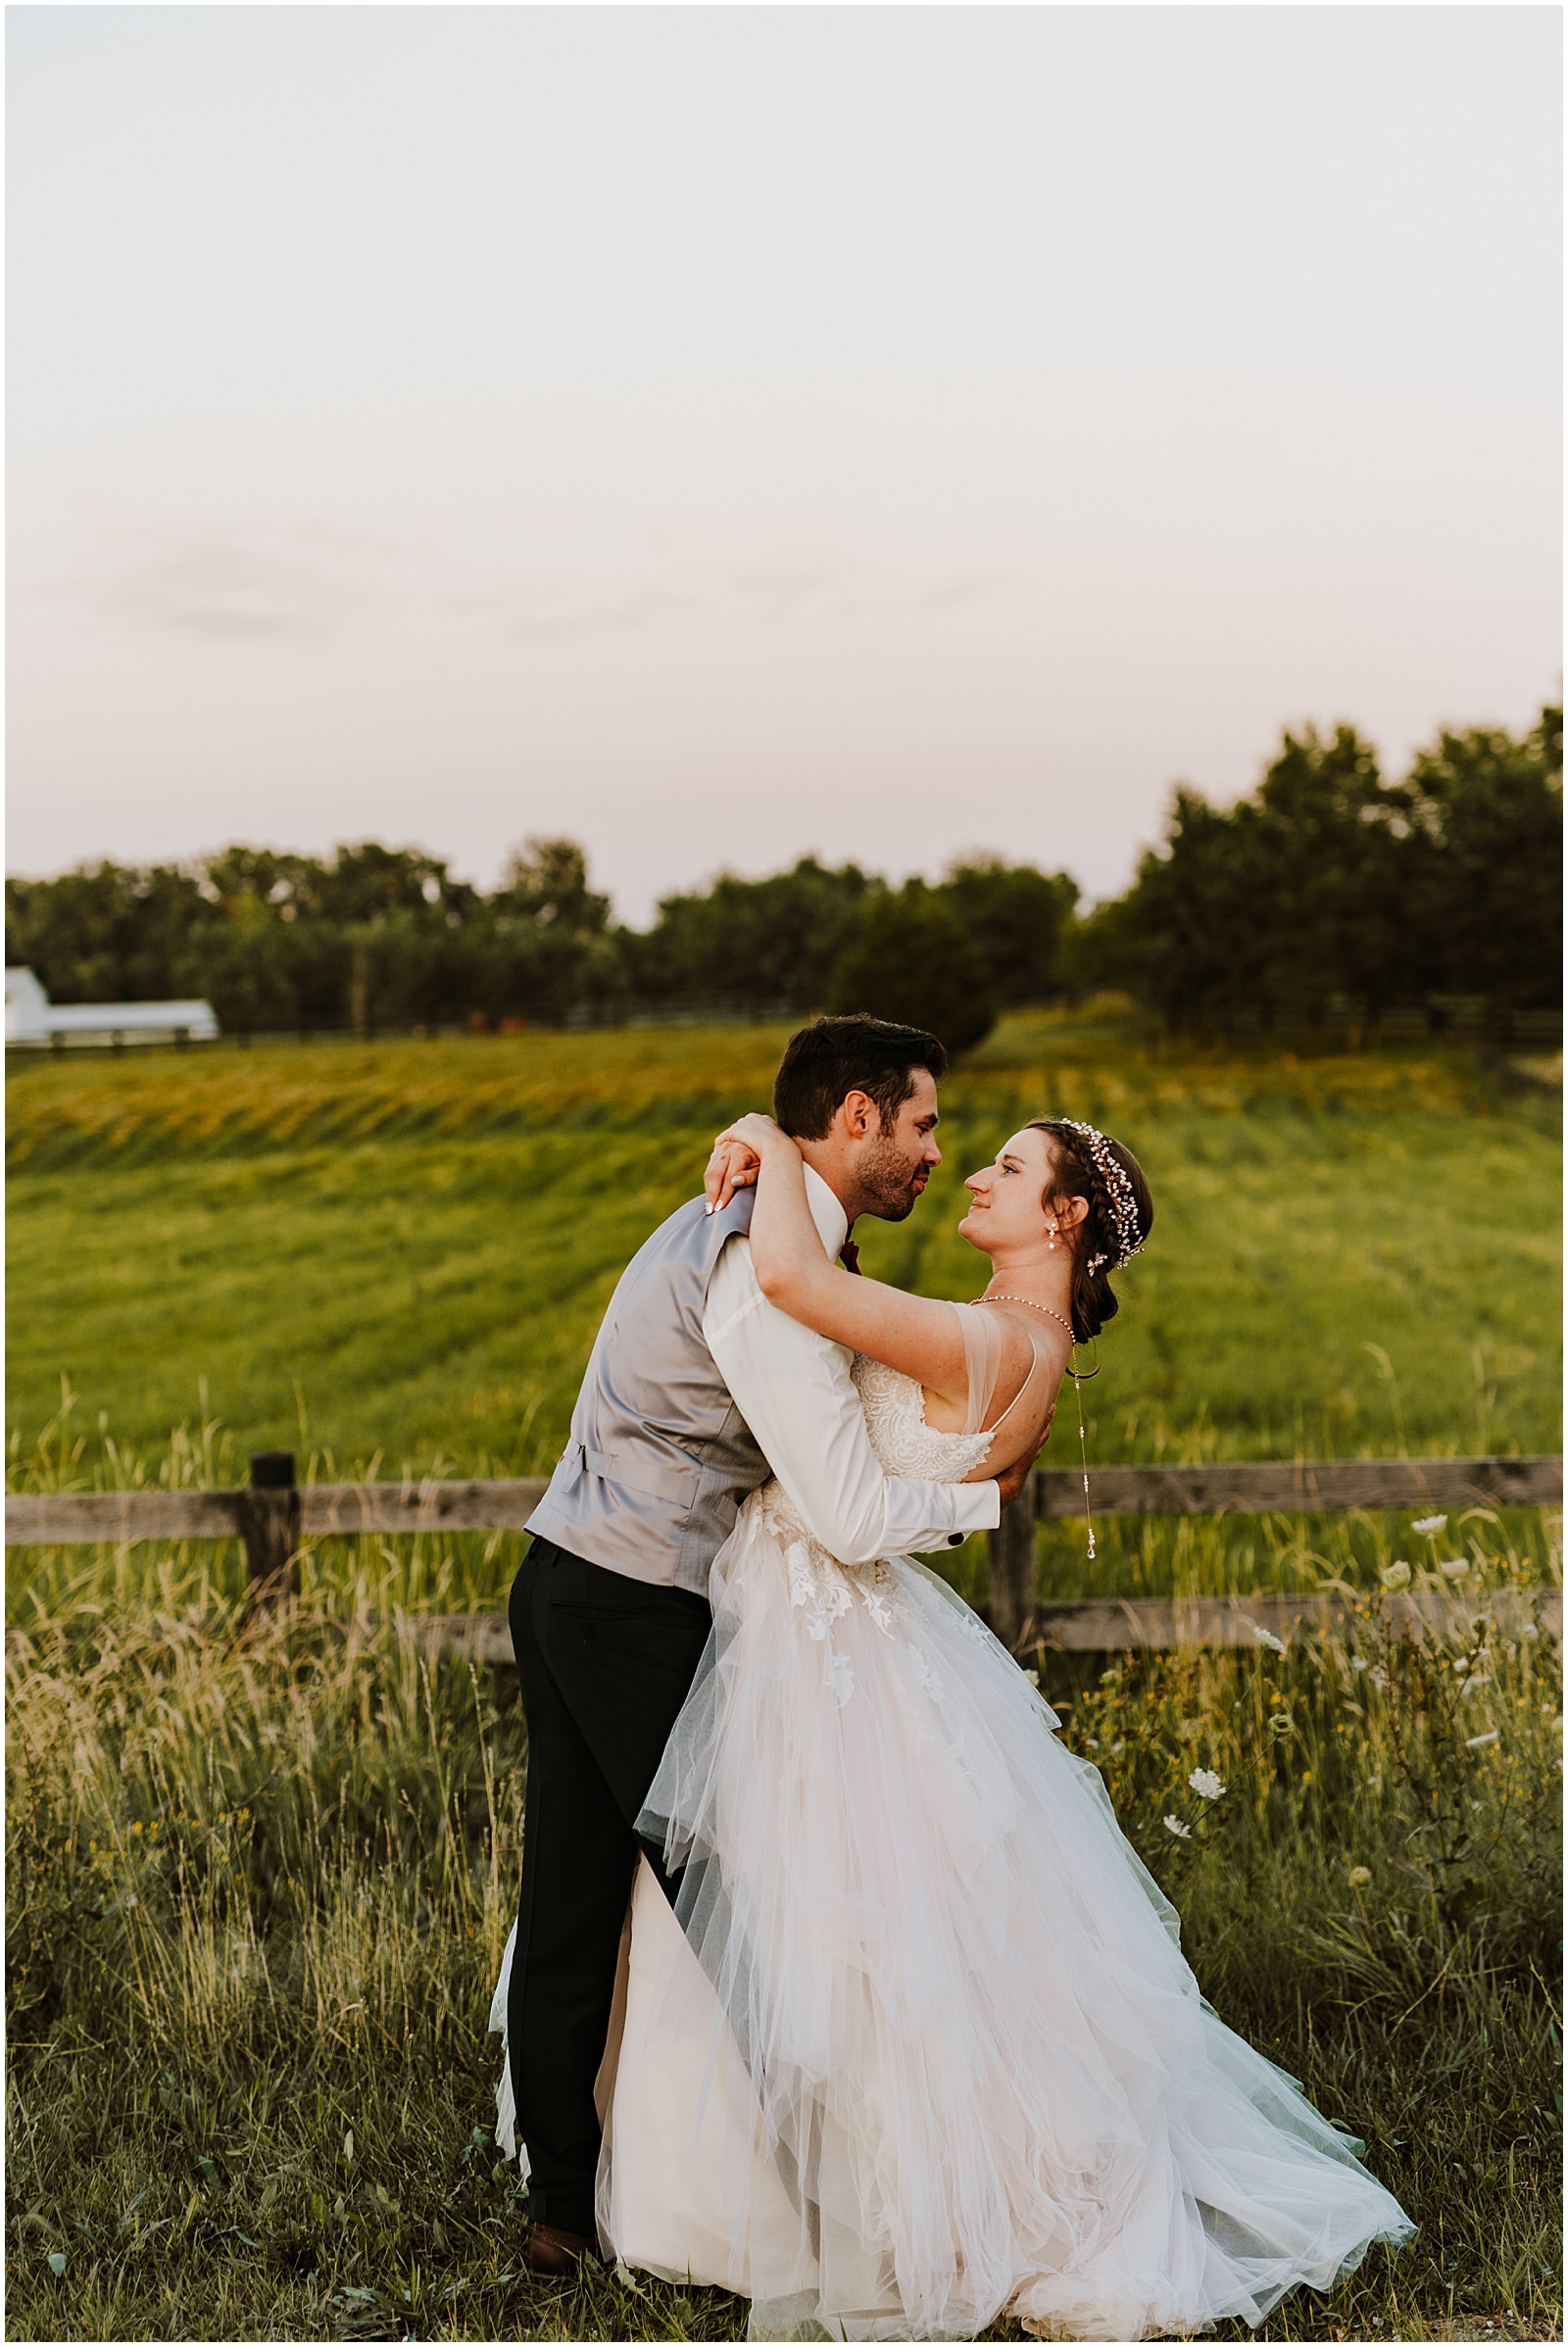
[494,1112,1412,2340]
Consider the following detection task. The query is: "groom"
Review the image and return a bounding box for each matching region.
[508,1014,1040,2273]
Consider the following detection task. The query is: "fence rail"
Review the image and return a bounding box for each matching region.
[6,1451,1559,1651]
[392,1585,1558,1667]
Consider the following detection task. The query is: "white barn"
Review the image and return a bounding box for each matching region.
[5,966,220,1046]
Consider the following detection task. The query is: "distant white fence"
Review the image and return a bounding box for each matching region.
[5,966,219,1048]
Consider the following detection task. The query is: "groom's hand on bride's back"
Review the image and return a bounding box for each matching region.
[993,1401,1055,1510]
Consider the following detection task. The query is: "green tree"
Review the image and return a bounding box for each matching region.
[1248,725,1413,1023]
[828,881,997,1055]
[1405,703,1562,1028]
[494,838,612,936]
[1091,724,1423,1030]
[189,846,461,1033]
[627,857,873,1008]
[313,842,456,927]
[476,839,623,1023]
[936,857,1079,1004]
[5,862,212,1002]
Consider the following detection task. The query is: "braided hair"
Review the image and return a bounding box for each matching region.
[1027,1119,1153,1343]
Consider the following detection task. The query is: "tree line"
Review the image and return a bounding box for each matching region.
[6,704,1558,1053]
[3,836,1075,1054]
[1072,704,1562,1038]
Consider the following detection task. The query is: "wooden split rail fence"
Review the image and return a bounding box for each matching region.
[6,1449,1560,1656]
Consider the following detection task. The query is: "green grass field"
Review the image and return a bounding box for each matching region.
[6,1013,1562,2341]
[7,1010,1559,1609]
[6,1018,1561,1476]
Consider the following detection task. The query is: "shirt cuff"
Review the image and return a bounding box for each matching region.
[950,1481,1002,1533]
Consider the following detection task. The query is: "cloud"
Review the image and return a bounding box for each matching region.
[474,540,864,641]
[724,538,865,617]
[446,578,704,644]
[913,563,1021,611]
[84,522,1018,650]
[508,588,702,644]
[96,521,395,641]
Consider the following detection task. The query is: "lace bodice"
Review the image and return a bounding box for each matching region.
[733,1358,996,1690]
[849,1353,996,1485]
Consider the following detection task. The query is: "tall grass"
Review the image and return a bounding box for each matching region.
[6,1520,1561,2341]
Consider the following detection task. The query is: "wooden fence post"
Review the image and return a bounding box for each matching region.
[990,1477,1038,1651]
[241,1451,299,1602]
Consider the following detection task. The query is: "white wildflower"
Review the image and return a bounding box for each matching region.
[1085,1736,1100,1749]
[1348,1865,1372,1887]
[1412,1515,1447,1536]
[1464,1729,1499,1748]
[1109,1738,1125,1755]
[1350,1655,1369,1672]
[1162,1815,1192,1839]
[1379,1562,1412,1591]
[1246,1619,1288,1653]
[1188,1767,1226,1800]
[1439,1559,1470,1580]
[1458,1673,1492,1695]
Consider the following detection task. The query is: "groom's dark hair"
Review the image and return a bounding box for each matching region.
[773,1014,948,1140]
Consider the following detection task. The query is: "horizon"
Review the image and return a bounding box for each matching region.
[7,689,1559,925]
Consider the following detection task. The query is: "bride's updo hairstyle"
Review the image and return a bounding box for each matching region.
[1028,1119,1153,1344]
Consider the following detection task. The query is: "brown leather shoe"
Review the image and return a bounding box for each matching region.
[527,2221,602,2277]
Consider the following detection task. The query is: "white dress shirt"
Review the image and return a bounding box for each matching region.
[702,1164,1001,1564]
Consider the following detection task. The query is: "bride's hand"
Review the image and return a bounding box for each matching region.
[992,1398,1057,1507]
[704,1114,793,1212]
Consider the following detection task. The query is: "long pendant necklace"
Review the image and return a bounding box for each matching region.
[971,1293,1097,1558]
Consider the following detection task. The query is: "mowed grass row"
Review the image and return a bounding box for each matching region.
[4,1009,1527,1165]
[7,1012,1560,1479]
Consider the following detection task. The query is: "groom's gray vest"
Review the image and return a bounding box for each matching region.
[526,1188,771,1597]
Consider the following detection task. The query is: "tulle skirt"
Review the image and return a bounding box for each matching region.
[495,1503,1413,2339]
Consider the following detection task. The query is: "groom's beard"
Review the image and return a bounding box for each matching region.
[857,1134,930,1222]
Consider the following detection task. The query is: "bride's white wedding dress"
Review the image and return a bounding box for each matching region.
[492,1329,1412,2340]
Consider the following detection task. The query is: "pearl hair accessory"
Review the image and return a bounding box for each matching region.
[1058,1120,1146,1273]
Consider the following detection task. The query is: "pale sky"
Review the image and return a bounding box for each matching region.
[8,5,1561,923]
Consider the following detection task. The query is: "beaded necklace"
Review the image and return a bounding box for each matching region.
[972,1291,1074,1340]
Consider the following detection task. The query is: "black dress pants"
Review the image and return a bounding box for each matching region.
[506,1535,712,2237]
